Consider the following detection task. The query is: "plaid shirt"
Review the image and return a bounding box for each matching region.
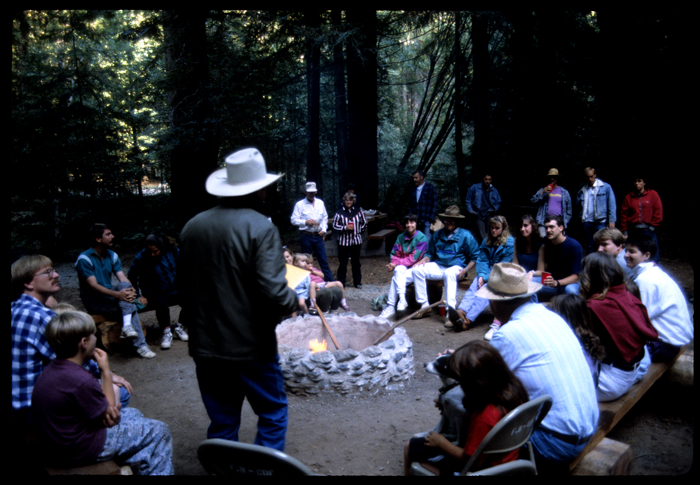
[128,247,178,297]
[11,294,56,411]
[409,181,437,224]
[12,294,100,412]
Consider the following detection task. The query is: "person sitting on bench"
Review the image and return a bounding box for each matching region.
[75,223,155,359]
[380,213,429,319]
[31,310,174,475]
[625,234,694,379]
[578,252,659,401]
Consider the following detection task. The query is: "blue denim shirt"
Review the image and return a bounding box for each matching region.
[577,180,616,223]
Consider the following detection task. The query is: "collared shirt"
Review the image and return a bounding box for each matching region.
[332,206,367,246]
[490,302,599,438]
[75,247,123,299]
[290,197,329,233]
[12,294,101,412]
[630,262,693,346]
[11,294,56,411]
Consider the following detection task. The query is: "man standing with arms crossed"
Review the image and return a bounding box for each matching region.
[409,170,438,242]
[178,148,297,451]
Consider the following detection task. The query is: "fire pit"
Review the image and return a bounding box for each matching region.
[276,313,414,396]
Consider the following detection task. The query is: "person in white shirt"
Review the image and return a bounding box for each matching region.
[625,234,693,369]
[290,182,334,281]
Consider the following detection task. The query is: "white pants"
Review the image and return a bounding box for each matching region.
[413,262,462,309]
[386,266,415,308]
[596,362,640,402]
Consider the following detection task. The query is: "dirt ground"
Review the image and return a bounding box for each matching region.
[52,249,693,476]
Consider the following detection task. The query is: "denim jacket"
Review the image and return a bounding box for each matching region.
[577,179,616,223]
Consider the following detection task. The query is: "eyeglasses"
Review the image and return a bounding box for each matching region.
[35,268,57,277]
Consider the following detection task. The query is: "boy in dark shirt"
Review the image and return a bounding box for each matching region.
[31,311,174,475]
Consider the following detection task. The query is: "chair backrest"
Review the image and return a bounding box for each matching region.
[197,439,315,476]
[460,394,553,474]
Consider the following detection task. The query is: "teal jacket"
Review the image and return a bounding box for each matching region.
[476,236,514,281]
[427,227,479,268]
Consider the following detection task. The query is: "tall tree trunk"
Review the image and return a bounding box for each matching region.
[346,9,379,209]
[331,10,350,198]
[454,11,468,204]
[305,10,323,190]
[470,12,491,185]
[163,10,217,226]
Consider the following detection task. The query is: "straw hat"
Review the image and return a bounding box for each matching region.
[206,148,284,197]
[475,263,542,300]
[438,205,465,219]
[547,168,560,177]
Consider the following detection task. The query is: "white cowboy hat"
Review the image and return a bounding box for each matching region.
[475,263,542,300]
[206,148,284,197]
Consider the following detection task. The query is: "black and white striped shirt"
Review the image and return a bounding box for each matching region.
[332,206,367,246]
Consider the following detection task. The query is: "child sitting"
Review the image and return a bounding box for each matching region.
[295,253,350,311]
[625,235,693,366]
[404,341,529,476]
[31,311,174,475]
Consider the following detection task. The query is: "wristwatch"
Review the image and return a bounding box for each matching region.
[555,280,560,288]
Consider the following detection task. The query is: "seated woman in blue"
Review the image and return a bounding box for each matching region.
[128,233,188,350]
[512,214,544,282]
[452,216,513,337]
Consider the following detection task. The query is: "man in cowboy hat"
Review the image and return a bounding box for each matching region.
[479,263,599,472]
[178,148,297,451]
[531,168,573,238]
[411,205,479,318]
[290,181,334,282]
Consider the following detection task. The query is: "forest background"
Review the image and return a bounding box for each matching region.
[10,10,694,271]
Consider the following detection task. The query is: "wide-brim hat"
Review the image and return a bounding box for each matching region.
[438,205,465,219]
[547,168,560,177]
[305,182,318,193]
[475,263,542,300]
[206,148,284,197]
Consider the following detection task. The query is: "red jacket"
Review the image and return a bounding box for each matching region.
[620,189,663,232]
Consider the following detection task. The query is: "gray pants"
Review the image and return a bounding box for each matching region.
[82,281,146,347]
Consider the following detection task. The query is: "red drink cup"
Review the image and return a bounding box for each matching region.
[542,272,551,285]
[347,222,354,231]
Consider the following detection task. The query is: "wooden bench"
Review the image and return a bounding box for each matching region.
[363,228,399,257]
[92,314,148,353]
[569,346,689,475]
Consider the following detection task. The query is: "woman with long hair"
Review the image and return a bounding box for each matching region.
[452,215,513,338]
[332,192,367,288]
[404,340,529,476]
[578,252,658,401]
[512,214,544,281]
[548,293,607,385]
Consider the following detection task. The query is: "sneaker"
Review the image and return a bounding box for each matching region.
[136,345,156,359]
[379,306,396,319]
[340,298,350,311]
[121,324,138,339]
[484,321,502,341]
[160,330,173,350]
[173,323,189,342]
[397,298,408,312]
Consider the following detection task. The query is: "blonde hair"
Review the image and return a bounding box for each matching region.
[293,253,312,266]
[11,254,52,299]
[51,302,77,314]
[486,215,510,247]
[45,311,96,359]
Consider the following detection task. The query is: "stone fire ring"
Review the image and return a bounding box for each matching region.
[276,313,414,396]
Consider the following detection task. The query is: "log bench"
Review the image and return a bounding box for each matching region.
[569,345,689,475]
[91,314,148,353]
[45,460,132,475]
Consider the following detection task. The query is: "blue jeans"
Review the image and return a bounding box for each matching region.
[536,282,579,302]
[300,232,334,281]
[582,221,606,254]
[195,356,288,451]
